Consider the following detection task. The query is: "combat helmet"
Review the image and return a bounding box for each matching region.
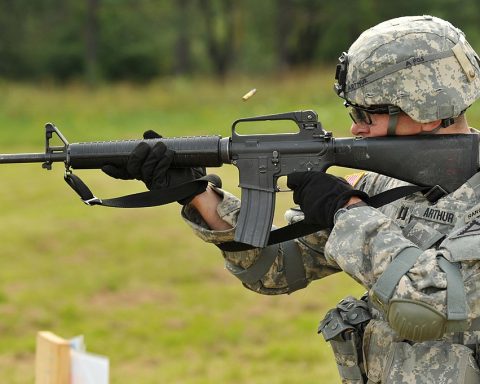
[334,15,480,133]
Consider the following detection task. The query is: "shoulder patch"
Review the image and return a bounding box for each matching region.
[451,218,480,239]
[345,172,366,187]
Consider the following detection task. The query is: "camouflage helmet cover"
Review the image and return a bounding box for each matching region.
[335,15,480,123]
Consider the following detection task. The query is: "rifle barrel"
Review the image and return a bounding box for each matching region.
[0,153,66,164]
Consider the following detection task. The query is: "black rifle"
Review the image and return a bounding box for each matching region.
[0,110,478,248]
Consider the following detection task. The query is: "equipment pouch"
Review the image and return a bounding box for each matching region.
[319,296,371,384]
[383,341,480,384]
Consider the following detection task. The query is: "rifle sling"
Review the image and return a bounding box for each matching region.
[217,184,434,252]
[63,171,438,252]
[64,172,215,208]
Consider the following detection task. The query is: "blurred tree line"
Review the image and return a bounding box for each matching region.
[0,0,479,83]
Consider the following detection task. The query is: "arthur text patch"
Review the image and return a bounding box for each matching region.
[421,207,455,225]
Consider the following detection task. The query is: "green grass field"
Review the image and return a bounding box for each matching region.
[1,70,478,383]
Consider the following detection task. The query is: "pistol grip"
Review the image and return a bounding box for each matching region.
[234,188,275,248]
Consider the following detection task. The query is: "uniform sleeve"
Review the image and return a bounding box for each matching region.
[181,187,341,295]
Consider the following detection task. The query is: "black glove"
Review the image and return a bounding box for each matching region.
[287,171,369,228]
[102,130,206,204]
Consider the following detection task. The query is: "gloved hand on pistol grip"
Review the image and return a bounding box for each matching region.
[102,130,206,204]
[287,171,369,228]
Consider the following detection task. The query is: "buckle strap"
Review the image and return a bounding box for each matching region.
[64,171,99,204]
[437,256,468,330]
[371,247,422,307]
[283,240,308,293]
[387,106,401,136]
[226,245,278,285]
[64,171,219,208]
[424,185,448,203]
[226,240,307,294]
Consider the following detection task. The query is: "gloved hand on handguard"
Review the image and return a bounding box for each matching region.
[287,171,369,228]
[102,130,207,204]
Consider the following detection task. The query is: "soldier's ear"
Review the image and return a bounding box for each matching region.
[420,120,442,132]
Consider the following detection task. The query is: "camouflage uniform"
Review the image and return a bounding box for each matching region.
[182,15,480,384]
[182,164,480,382]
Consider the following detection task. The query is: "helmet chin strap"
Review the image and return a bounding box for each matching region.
[386,106,401,136]
[419,124,443,135]
[387,107,452,136]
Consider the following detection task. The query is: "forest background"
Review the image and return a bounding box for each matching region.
[2,0,479,83]
[1,1,480,383]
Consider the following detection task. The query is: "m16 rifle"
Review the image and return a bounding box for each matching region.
[0,110,478,248]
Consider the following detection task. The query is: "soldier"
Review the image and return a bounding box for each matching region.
[104,15,480,384]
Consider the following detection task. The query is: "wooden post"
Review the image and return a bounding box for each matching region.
[35,331,71,384]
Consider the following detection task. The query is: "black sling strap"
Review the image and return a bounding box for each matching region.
[217,184,437,252]
[64,168,443,252]
[64,171,220,208]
